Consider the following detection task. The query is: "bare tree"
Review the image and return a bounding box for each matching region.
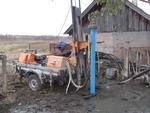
[132,0,138,5]
[139,0,150,4]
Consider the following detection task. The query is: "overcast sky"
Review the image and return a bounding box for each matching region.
[129,0,150,15]
[0,0,93,36]
[0,0,149,36]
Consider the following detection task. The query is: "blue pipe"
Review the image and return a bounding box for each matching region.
[89,25,97,95]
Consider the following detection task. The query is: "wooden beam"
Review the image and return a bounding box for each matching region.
[0,55,7,94]
[147,50,150,65]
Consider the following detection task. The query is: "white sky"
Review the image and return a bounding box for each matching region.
[129,0,150,15]
[0,0,93,36]
[0,0,149,36]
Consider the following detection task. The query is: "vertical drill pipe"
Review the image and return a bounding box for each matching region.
[70,0,76,41]
[78,0,83,40]
[70,0,84,86]
[89,25,96,95]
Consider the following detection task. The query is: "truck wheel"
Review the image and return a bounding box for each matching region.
[28,74,42,91]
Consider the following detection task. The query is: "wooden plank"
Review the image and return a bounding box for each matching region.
[123,48,129,78]
[134,12,139,31]
[147,22,150,30]
[147,50,150,65]
[109,14,113,32]
[103,11,107,32]
[97,52,100,75]
[112,15,116,31]
[105,11,109,32]
[132,11,136,31]
[120,5,126,31]
[128,8,133,31]
[124,6,129,31]
[101,12,105,32]
[96,16,100,33]
[139,17,146,31]
[142,18,147,31]
[117,9,121,32]
[112,10,119,31]
[99,16,101,32]
[96,33,113,47]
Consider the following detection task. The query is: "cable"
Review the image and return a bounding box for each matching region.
[65,60,85,94]
[65,50,89,94]
[57,6,71,36]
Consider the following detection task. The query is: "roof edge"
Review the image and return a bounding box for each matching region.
[125,0,150,21]
[64,0,150,34]
[64,1,96,34]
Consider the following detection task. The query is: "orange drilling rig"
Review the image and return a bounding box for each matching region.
[16,0,97,95]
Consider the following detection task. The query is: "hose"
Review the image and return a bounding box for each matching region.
[65,60,86,94]
[65,40,90,94]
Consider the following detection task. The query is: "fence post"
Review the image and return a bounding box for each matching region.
[1,55,7,94]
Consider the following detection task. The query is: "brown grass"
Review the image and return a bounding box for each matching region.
[0,40,50,60]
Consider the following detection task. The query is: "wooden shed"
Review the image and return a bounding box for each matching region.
[65,1,150,60]
[65,0,150,35]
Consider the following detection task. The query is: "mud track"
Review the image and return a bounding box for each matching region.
[0,76,150,113]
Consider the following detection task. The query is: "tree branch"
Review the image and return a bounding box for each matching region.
[139,0,150,4]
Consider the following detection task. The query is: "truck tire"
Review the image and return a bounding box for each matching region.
[28,74,42,91]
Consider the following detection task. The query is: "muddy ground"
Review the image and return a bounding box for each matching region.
[0,75,150,113]
[0,39,150,113]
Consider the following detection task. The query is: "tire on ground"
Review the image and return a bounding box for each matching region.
[28,74,42,91]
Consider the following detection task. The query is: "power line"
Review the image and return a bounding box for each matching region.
[58,6,71,36]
